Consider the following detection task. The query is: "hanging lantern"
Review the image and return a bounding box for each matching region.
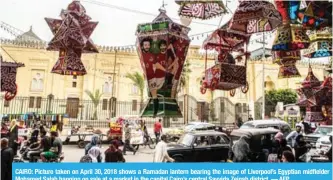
[45,0,99,76]
[175,0,228,20]
[297,1,332,29]
[136,9,191,118]
[303,27,332,58]
[272,24,310,51]
[203,20,250,52]
[228,0,282,34]
[0,56,24,101]
[304,106,324,122]
[272,50,301,78]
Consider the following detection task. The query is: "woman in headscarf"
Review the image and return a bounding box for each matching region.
[8,119,18,156]
[80,146,102,163]
[85,134,100,155]
[232,136,250,162]
[105,140,125,162]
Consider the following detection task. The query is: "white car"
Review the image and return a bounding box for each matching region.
[315,133,332,152]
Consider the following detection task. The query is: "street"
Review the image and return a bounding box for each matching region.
[62,144,154,162]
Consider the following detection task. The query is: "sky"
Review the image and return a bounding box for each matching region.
[0,0,330,63]
[0,0,274,50]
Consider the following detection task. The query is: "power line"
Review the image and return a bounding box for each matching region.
[81,0,226,27]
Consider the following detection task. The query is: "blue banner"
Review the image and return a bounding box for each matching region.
[13,163,332,180]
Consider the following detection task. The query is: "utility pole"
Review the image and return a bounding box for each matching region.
[256,32,268,119]
[110,49,117,118]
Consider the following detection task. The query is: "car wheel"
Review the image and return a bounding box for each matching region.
[173,156,183,162]
[148,137,156,149]
[77,140,85,149]
[133,145,140,151]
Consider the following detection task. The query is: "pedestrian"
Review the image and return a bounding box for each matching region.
[1,122,9,138]
[153,135,174,162]
[294,134,310,162]
[277,139,292,162]
[123,123,136,155]
[85,134,100,155]
[80,146,102,163]
[323,135,332,161]
[30,124,39,144]
[8,119,18,156]
[281,150,295,162]
[154,119,162,143]
[232,136,250,162]
[105,140,125,162]
[140,120,149,142]
[286,125,302,148]
[1,138,14,180]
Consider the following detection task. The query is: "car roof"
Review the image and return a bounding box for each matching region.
[187,122,215,126]
[243,119,288,126]
[317,125,332,128]
[188,130,227,136]
[230,128,279,137]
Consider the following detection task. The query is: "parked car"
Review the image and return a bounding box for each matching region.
[167,131,230,162]
[166,122,216,142]
[230,128,280,162]
[315,133,332,152]
[240,119,291,137]
[304,125,332,147]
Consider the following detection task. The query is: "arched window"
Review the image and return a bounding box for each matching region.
[31,72,44,91]
[103,76,112,93]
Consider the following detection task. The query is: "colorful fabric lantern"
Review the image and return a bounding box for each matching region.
[45,0,98,76]
[136,9,191,117]
[228,0,282,34]
[304,106,324,122]
[275,0,300,24]
[271,24,310,51]
[0,56,24,101]
[175,0,228,20]
[303,27,332,58]
[298,1,332,29]
[203,21,250,52]
[272,50,301,78]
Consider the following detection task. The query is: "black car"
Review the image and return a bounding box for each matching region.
[167,131,230,162]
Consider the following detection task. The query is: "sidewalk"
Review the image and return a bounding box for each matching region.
[59,127,172,142]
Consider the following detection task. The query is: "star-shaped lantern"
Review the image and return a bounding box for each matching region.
[45,0,98,76]
[298,1,332,29]
[0,55,24,101]
[175,0,228,20]
[136,9,191,118]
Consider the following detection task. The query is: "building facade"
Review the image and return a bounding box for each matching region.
[0,29,327,124]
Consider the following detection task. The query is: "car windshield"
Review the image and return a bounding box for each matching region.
[184,124,195,131]
[178,134,194,146]
[240,123,254,129]
[313,126,333,135]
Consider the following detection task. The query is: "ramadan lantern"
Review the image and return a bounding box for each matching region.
[297,1,332,29]
[175,0,227,20]
[296,66,324,122]
[272,0,310,78]
[136,9,191,117]
[45,0,99,76]
[0,56,24,101]
[303,27,332,58]
[228,0,282,34]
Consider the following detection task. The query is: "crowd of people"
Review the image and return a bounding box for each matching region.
[231,124,332,162]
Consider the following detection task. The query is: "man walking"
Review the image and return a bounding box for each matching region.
[153,135,174,162]
[154,119,162,143]
[286,125,302,148]
[1,138,14,180]
[123,123,136,155]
